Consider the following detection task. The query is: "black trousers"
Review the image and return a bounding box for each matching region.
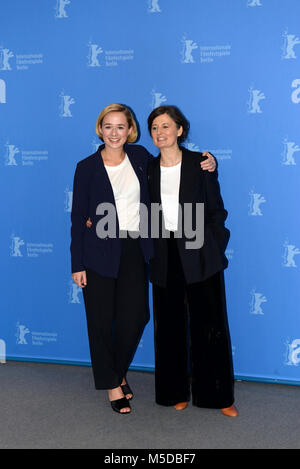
[83,236,149,390]
[153,233,234,408]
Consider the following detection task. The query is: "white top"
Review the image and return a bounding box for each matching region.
[104,154,140,231]
[160,162,182,231]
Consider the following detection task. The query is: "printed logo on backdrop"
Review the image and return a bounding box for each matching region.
[55,0,70,18]
[87,42,103,67]
[0,339,6,364]
[185,144,232,161]
[151,89,167,108]
[250,289,267,315]
[208,149,232,161]
[247,0,262,6]
[0,79,6,103]
[181,37,198,63]
[0,45,43,71]
[185,143,200,151]
[282,240,300,268]
[291,79,300,103]
[92,138,100,153]
[138,338,144,349]
[59,91,75,117]
[282,137,300,166]
[10,234,53,258]
[282,30,300,59]
[0,47,13,70]
[285,339,300,366]
[10,235,25,257]
[199,44,231,64]
[16,322,58,347]
[247,86,265,113]
[4,143,19,166]
[87,40,134,68]
[68,280,81,304]
[16,323,30,344]
[64,187,73,212]
[225,249,234,260]
[248,189,266,216]
[3,141,48,166]
[181,35,231,64]
[147,0,161,13]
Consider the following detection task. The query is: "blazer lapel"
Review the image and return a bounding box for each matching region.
[125,145,145,204]
[179,147,199,204]
[149,154,161,204]
[94,144,116,205]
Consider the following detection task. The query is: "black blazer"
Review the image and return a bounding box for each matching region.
[70,144,154,278]
[147,147,230,287]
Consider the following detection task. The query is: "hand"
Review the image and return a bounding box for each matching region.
[86,218,92,228]
[201,152,216,172]
[72,271,87,288]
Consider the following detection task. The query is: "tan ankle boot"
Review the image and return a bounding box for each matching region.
[221,404,238,417]
[174,402,188,410]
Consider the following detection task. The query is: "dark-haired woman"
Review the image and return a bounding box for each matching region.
[71,103,216,414]
[147,105,238,417]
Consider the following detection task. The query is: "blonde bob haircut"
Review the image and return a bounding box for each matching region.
[95,103,138,143]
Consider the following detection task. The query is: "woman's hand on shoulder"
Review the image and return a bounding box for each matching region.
[201,152,216,172]
[72,271,87,288]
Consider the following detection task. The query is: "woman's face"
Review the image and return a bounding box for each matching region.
[150,113,183,150]
[100,112,132,150]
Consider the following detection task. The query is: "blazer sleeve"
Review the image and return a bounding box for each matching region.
[202,167,230,253]
[70,162,90,273]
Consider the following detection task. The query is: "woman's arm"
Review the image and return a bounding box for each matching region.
[144,146,216,172]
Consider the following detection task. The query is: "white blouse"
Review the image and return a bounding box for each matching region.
[104,154,140,231]
[160,162,182,232]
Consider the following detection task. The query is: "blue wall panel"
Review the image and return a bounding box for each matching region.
[1,0,299,384]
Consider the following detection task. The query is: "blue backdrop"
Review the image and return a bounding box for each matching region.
[1,0,300,385]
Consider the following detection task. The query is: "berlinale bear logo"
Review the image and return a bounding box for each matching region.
[55,0,70,18]
[0,339,5,363]
[0,79,6,103]
[0,47,13,70]
[291,79,300,104]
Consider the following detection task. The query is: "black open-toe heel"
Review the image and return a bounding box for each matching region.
[110,397,131,414]
[121,382,133,400]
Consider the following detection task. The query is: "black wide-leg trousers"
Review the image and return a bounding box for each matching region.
[82,236,149,390]
[153,234,234,408]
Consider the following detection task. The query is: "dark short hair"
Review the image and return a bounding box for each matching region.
[147,105,190,144]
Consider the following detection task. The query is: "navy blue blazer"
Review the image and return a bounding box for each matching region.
[70,143,154,278]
